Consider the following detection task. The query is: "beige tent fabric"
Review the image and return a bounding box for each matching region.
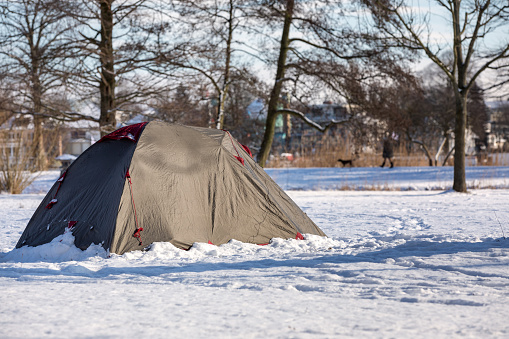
[111,122,325,254]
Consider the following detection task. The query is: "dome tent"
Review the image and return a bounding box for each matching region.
[16,121,325,255]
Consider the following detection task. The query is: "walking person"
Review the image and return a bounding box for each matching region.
[381,136,394,168]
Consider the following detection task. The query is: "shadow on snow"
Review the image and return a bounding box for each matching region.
[2,237,508,281]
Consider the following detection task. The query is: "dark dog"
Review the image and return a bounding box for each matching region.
[337,158,353,167]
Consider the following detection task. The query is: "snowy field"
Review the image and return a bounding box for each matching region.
[265,165,509,191]
[1,167,509,338]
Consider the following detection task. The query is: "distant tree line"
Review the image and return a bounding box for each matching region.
[1,0,508,192]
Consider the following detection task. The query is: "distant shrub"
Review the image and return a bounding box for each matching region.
[0,137,38,194]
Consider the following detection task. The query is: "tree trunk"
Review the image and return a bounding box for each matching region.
[28,24,47,171]
[215,0,234,130]
[30,70,47,170]
[434,134,449,166]
[284,113,291,150]
[257,0,294,166]
[216,91,225,130]
[31,116,47,171]
[99,0,116,136]
[451,0,468,192]
[452,92,467,192]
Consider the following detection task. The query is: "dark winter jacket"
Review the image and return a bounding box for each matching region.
[382,139,394,159]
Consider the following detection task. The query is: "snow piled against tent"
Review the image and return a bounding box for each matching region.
[3,230,107,262]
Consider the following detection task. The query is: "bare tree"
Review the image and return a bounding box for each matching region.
[255,0,394,166]
[468,83,490,143]
[65,0,157,135]
[0,0,77,169]
[222,70,269,147]
[361,0,509,191]
[0,116,38,194]
[150,83,210,126]
[155,0,258,129]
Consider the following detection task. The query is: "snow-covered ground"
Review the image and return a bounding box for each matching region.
[1,167,509,338]
[265,165,509,191]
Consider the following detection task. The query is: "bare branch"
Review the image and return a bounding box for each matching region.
[277,108,351,133]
